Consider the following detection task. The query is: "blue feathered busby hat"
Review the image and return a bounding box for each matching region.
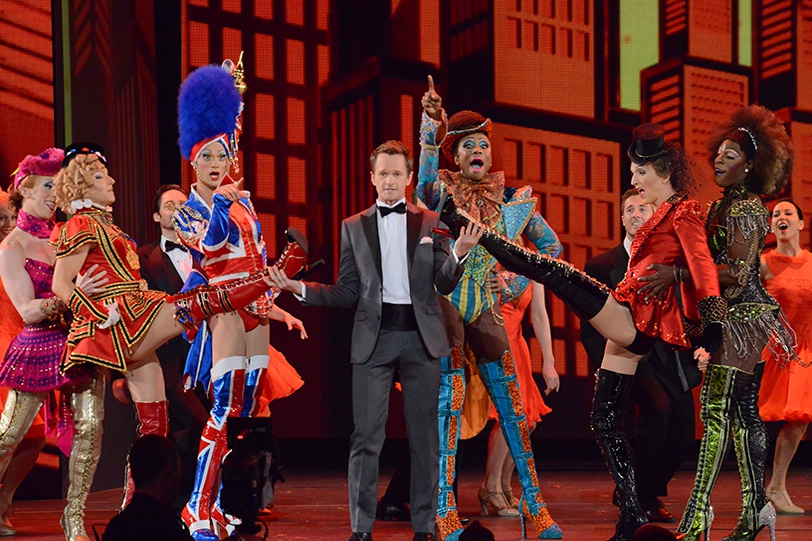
[178,62,243,162]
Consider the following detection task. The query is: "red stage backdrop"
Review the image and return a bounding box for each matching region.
[1,1,811,445]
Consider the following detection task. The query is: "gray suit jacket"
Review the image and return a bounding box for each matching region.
[303,202,464,364]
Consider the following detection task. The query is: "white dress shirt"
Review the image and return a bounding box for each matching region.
[376,198,411,304]
[161,235,193,283]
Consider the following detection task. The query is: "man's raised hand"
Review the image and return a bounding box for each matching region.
[422,75,443,121]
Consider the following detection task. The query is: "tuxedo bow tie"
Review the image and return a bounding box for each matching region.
[164,240,188,253]
[378,202,407,217]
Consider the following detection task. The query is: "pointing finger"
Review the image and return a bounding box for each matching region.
[428,74,434,94]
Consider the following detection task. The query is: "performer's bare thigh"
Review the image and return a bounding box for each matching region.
[589,295,638,348]
[246,322,270,358]
[600,340,644,376]
[210,311,248,362]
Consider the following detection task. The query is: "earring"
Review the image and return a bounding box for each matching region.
[744,167,750,173]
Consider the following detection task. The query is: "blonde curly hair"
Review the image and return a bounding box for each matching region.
[54,154,105,213]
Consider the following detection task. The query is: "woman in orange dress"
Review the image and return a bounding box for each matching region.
[479,272,556,517]
[758,199,812,514]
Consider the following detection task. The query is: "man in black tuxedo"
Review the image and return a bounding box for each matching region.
[580,188,700,523]
[113,184,209,509]
[271,141,481,541]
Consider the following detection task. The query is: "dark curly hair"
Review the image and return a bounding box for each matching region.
[648,141,695,194]
[706,105,793,196]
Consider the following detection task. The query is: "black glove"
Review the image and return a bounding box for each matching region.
[693,296,727,355]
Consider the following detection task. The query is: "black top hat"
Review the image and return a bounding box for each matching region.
[628,123,667,165]
[62,142,108,168]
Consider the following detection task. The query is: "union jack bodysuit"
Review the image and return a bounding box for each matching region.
[175,186,272,326]
[173,184,274,540]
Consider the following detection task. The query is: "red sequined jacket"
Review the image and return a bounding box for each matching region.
[614,193,720,349]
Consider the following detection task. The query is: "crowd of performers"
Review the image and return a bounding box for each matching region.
[0,60,808,541]
[0,58,307,541]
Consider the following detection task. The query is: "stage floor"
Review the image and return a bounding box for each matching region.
[12,468,812,540]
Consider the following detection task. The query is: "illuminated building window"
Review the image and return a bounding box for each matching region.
[222,0,240,14]
[663,0,687,35]
[288,216,307,238]
[503,0,590,58]
[400,95,414,150]
[317,0,329,30]
[223,27,242,56]
[560,27,572,57]
[255,0,273,20]
[502,139,521,179]
[287,39,305,84]
[593,153,613,193]
[571,197,590,236]
[759,0,793,78]
[540,24,555,54]
[255,94,275,139]
[571,149,590,190]
[255,153,276,199]
[286,0,304,26]
[189,22,209,66]
[548,146,567,186]
[258,214,277,259]
[255,34,274,80]
[594,200,614,240]
[524,20,539,50]
[318,44,329,83]
[287,97,306,144]
[573,0,588,24]
[288,157,306,203]
[525,143,545,183]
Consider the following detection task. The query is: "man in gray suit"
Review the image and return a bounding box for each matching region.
[271,140,481,541]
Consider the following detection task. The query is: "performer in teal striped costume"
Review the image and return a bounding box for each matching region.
[418,77,562,540]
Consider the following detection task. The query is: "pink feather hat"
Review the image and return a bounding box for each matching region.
[12,148,65,189]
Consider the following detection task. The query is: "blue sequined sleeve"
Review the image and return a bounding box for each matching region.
[417,111,445,211]
[525,212,562,257]
[198,193,239,255]
[174,193,235,256]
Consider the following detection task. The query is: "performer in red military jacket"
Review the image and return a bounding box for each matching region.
[50,143,277,541]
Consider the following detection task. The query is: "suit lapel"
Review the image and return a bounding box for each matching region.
[608,245,629,288]
[152,245,184,294]
[361,206,383,283]
[406,203,420,275]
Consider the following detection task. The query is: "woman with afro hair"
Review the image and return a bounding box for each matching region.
[642,105,797,540]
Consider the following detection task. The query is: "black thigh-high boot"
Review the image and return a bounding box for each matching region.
[592,369,647,541]
[722,363,776,541]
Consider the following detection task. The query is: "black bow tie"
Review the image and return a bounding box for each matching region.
[378,202,407,217]
[164,240,188,253]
